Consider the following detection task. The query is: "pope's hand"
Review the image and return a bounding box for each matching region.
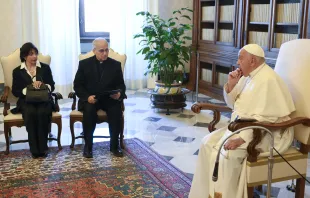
[226,68,242,92]
[224,137,245,150]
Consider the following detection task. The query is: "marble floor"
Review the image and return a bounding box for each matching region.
[0,89,309,198]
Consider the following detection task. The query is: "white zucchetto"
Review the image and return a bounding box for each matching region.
[242,44,265,58]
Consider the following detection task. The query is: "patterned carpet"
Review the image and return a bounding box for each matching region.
[0,138,191,198]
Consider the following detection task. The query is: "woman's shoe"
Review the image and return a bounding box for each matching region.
[41,152,48,158]
[31,153,40,159]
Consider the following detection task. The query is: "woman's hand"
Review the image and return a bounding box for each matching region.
[33,81,43,89]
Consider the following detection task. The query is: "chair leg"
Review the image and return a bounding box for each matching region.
[70,118,75,148]
[295,178,305,198]
[56,118,62,150]
[4,124,10,155]
[247,186,254,198]
[120,113,125,149]
[8,128,12,137]
[48,122,52,133]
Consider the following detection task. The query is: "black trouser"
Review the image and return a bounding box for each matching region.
[21,102,52,155]
[82,98,122,151]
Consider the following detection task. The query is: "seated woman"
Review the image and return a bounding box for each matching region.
[11,42,56,158]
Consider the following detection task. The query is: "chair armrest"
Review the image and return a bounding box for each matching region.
[51,92,63,112]
[0,86,11,116]
[67,92,125,111]
[0,86,10,103]
[51,92,63,100]
[228,117,310,162]
[191,102,232,114]
[68,92,77,110]
[228,117,310,132]
[191,102,232,132]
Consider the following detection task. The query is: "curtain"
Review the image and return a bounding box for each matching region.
[1,0,160,92]
[0,0,80,95]
[109,0,159,90]
[21,0,40,45]
[36,0,80,95]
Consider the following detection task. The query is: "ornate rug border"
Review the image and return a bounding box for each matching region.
[128,138,192,184]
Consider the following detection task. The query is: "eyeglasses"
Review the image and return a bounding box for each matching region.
[97,48,109,53]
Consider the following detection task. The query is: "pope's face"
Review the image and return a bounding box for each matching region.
[236,49,252,77]
[93,40,109,62]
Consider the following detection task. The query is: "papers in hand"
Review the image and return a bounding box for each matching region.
[105,89,121,95]
[96,89,121,98]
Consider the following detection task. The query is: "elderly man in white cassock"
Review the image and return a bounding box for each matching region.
[189,44,296,198]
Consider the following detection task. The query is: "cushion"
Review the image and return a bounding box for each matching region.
[3,110,23,121]
[247,147,307,186]
[70,110,107,117]
[4,111,61,122]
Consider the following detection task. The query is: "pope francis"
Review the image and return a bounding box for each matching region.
[189,44,296,198]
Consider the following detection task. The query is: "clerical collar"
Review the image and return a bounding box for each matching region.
[249,63,265,78]
[95,58,107,65]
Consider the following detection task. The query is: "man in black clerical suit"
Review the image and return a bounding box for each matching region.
[74,38,126,158]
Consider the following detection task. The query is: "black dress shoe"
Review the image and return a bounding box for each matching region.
[111,149,124,157]
[83,145,93,158]
[83,151,93,158]
[40,152,48,158]
[31,153,40,159]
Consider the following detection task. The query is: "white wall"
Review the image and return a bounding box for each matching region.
[0,1,24,83]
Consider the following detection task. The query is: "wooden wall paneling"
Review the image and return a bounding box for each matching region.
[270,1,276,49]
[244,0,250,45]
[198,0,202,41]
[307,0,310,38]
[214,0,219,43]
[269,0,276,51]
[187,0,199,91]
[189,0,309,99]
[233,0,238,47]
[299,0,305,38]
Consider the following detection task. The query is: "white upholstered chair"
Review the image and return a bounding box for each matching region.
[191,39,310,198]
[68,48,127,149]
[0,49,63,155]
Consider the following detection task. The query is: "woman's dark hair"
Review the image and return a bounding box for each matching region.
[20,42,39,62]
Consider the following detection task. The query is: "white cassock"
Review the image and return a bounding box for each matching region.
[189,63,296,198]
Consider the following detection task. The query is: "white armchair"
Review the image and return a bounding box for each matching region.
[0,49,63,154]
[68,48,127,149]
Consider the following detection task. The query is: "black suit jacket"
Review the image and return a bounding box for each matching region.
[74,56,126,110]
[12,62,55,113]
